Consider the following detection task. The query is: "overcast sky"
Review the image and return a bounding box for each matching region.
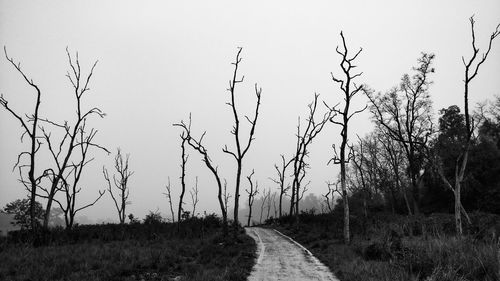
[1,1,499,223]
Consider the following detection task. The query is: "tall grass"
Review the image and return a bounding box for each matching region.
[274,211,500,281]
[0,216,256,281]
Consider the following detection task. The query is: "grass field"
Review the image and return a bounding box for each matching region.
[0,216,256,281]
[274,212,500,281]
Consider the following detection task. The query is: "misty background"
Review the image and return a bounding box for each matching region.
[1,0,499,224]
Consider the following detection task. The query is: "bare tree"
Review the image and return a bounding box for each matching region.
[190,176,199,216]
[245,170,259,227]
[266,189,274,221]
[259,189,269,224]
[163,177,176,222]
[222,48,262,228]
[365,53,435,216]
[54,125,106,229]
[174,116,228,234]
[25,48,107,230]
[176,128,189,227]
[103,148,134,224]
[1,47,44,233]
[269,155,292,218]
[327,31,367,244]
[435,17,499,236]
[323,182,335,213]
[289,94,333,220]
[223,179,231,219]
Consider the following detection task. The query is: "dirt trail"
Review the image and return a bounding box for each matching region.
[246,227,340,281]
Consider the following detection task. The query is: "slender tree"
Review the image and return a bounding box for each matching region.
[190,176,199,216]
[163,177,176,222]
[289,93,333,220]
[103,148,134,224]
[259,189,269,224]
[269,155,292,218]
[435,16,499,236]
[222,48,262,228]
[36,48,108,230]
[327,31,367,244]
[1,47,44,234]
[245,170,259,227]
[174,116,228,234]
[177,129,189,228]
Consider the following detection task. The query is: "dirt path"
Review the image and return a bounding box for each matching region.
[246,227,340,281]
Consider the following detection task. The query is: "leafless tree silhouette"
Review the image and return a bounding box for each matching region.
[1,47,43,233]
[326,31,367,244]
[222,48,262,229]
[223,179,231,220]
[163,177,176,222]
[9,48,108,230]
[190,176,199,216]
[269,155,293,218]
[176,127,189,229]
[259,188,269,224]
[103,148,133,224]
[289,94,333,221]
[435,16,499,236]
[246,170,259,227]
[174,115,228,235]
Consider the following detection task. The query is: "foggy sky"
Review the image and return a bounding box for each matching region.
[1,0,499,223]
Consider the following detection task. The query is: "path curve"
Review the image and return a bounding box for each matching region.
[246,227,340,281]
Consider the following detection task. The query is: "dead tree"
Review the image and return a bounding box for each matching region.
[163,177,176,222]
[269,155,292,218]
[323,182,335,213]
[190,176,199,216]
[177,129,189,227]
[245,170,259,227]
[174,116,228,234]
[365,53,435,216]
[54,124,106,229]
[222,48,262,228]
[327,31,367,244]
[436,17,499,236]
[223,179,231,219]
[103,148,134,224]
[1,47,43,233]
[289,94,333,220]
[34,48,107,230]
[259,188,269,224]
[266,189,274,220]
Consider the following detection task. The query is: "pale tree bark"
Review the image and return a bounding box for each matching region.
[328,31,367,244]
[190,176,199,216]
[246,170,259,227]
[222,48,262,230]
[259,189,269,224]
[163,177,176,223]
[103,148,134,224]
[1,47,44,235]
[437,16,499,236]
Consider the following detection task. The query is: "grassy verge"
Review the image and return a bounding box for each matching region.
[274,212,499,281]
[0,217,256,281]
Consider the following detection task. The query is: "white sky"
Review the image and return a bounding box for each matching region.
[1,0,499,222]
